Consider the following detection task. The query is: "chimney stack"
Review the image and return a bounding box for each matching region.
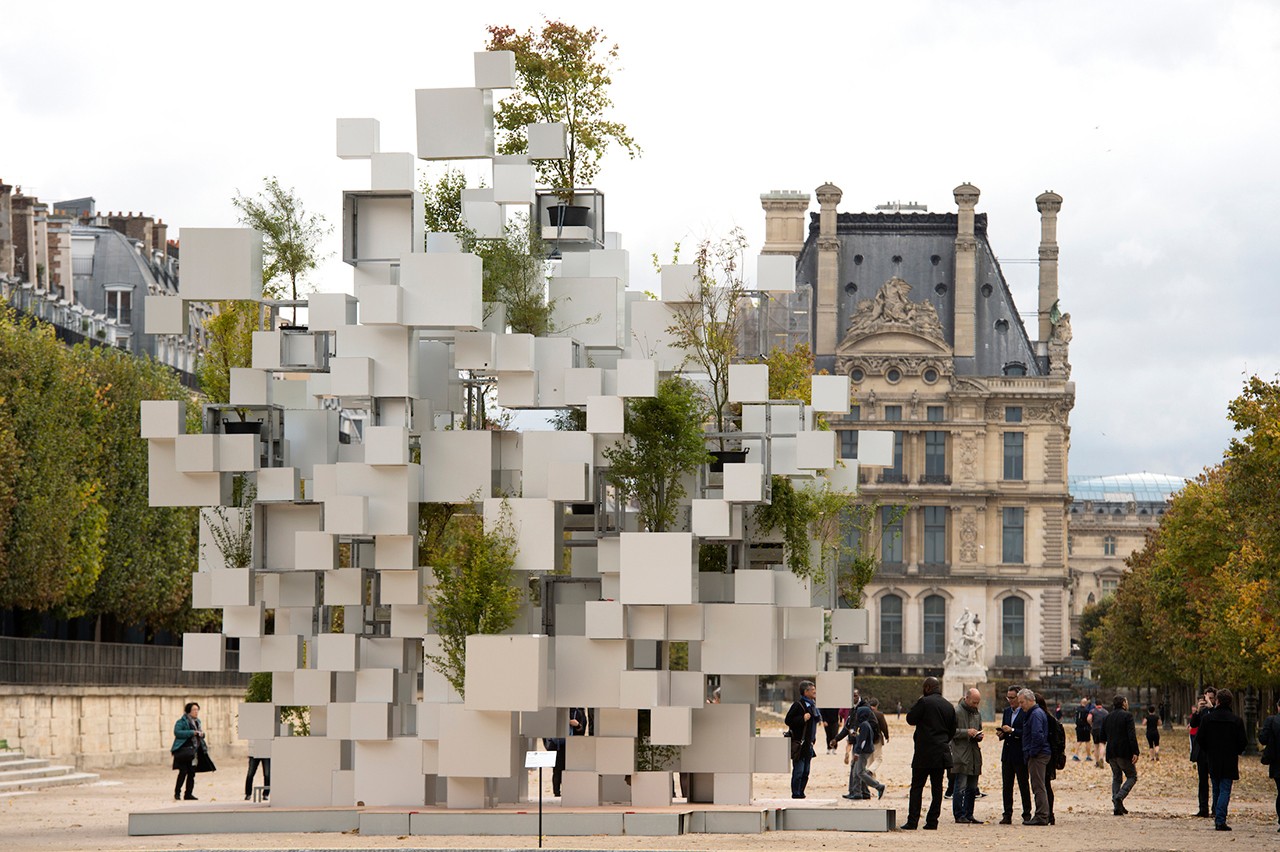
[952,183,980,358]
[1036,190,1063,342]
[814,182,842,355]
[759,190,810,256]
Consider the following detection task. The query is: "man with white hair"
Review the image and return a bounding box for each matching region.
[1019,688,1052,826]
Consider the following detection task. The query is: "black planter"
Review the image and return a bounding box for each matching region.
[709,449,749,473]
[223,420,263,436]
[547,204,590,227]
[570,502,596,515]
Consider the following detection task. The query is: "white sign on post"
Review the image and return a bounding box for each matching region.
[525,750,557,769]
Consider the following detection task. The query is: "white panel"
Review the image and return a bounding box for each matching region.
[723,463,764,502]
[588,249,629,286]
[701,604,778,675]
[830,608,870,645]
[399,252,484,330]
[178,228,263,301]
[527,122,567,159]
[421,431,493,502]
[692,499,731,537]
[728,364,769,403]
[464,635,550,711]
[795,430,837,470]
[484,498,555,572]
[553,636,625,707]
[625,300,682,371]
[492,162,534,204]
[356,283,403,325]
[182,633,225,672]
[144,295,187,335]
[811,375,851,414]
[370,152,415,191]
[308,292,358,329]
[564,367,603,405]
[586,395,624,434]
[140,400,185,439]
[415,87,494,160]
[734,570,775,604]
[549,277,623,348]
[454,331,496,371]
[619,532,694,605]
[616,358,656,398]
[337,117,380,159]
[756,254,796,292]
[584,600,624,639]
[659,264,698,302]
[436,705,515,777]
[856,430,894,467]
[474,50,516,89]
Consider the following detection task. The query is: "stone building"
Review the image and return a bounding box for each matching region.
[1066,472,1185,644]
[763,182,1075,679]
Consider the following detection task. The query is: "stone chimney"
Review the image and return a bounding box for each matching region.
[759,190,810,256]
[1036,190,1063,343]
[814,182,842,355]
[952,183,980,359]
[154,219,169,258]
[0,180,13,278]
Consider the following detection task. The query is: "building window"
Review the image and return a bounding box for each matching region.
[923,594,946,655]
[880,594,903,654]
[1002,507,1025,563]
[1101,577,1119,596]
[1067,535,1073,555]
[923,506,947,564]
[107,289,133,326]
[1003,362,1028,376]
[1001,596,1025,656]
[923,367,939,382]
[886,368,901,383]
[884,405,902,422]
[1005,406,1023,423]
[881,506,904,564]
[1003,433,1024,481]
[925,431,947,479]
[927,405,944,422]
[851,367,865,382]
[1103,535,1117,556]
[839,429,858,460]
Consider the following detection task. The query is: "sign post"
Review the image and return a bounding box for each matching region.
[524,749,556,848]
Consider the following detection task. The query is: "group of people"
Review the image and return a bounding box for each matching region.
[788,678,1280,834]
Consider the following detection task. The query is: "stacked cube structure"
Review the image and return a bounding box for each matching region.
[149,51,889,810]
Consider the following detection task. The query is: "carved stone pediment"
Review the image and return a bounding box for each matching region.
[836,277,951,357]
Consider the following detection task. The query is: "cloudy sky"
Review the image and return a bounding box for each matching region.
[4,1,1277,478]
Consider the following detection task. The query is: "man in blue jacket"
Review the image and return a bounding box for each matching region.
[1019,688,1052,826]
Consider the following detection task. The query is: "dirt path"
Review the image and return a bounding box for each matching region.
[2,718,1276,850]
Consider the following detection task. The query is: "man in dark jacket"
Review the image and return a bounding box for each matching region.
[1189,685,1217,817]
[1257,695,1280,833]
[1019,688,1052,826]
[1100,695,1140,815]
[785,680,819,799]
[1195,688,1248,831]
[997,684,1032,824]
[902,676,956,830]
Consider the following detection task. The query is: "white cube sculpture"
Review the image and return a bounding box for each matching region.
[619,533,694,606]
[474,50,516,89]
[527,122,566,159]
[857,430,895,467]
[337,118,380,159]
[728,363,770,403]
[811,374,852,414]
[415,88,494,160]
[178,228,263,301]
[144,295,187,335]
[756,254,796,292]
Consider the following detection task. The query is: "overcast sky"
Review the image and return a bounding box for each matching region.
[4,1,1277,478]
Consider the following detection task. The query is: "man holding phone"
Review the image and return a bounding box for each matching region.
[997,684,1032,824]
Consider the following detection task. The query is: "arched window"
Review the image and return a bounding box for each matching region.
[881,594,903,654]
[1103,535,1117,556]
[922,595,946,655]
[1001,596,1025,657]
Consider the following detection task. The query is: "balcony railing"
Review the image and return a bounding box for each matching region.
[993,654,1032,669]
[876,472,908,484]
[918,473,951,485]
[838,650,946,668]
[0,636,248,688]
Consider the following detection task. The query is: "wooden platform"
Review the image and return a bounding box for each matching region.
[128,800,896,837]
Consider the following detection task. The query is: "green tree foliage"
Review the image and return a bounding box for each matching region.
[666,229,750,447]
[424,506,523,697]
[603,377,711,532]
[80,347,199,631]
[196,301,262,406]
[0,309,106,614]
[753,476,859,585]
[231,177,330,306]
[421,168,469,235]
[486,20,640,199]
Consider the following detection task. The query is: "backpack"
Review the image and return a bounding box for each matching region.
[1048,714,1067,770]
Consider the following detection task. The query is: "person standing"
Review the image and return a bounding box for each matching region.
[1101,695,1140,815]
[1036,692,1066,825]
[1144,704,1161,762]
[996,684,1031,824]
[951,687,984,824]
[1018,688,1051,826]
[1190,686,1218,817]
[1257,695,1280,834]
[1195,688,1248,831]
[545,706,587,797]
[1074,697,1093,761]
[902,677,956,831]
[785,680,819,799]
[171,701,210,801]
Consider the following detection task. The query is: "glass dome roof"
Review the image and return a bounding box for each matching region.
[1068,472,1187,504]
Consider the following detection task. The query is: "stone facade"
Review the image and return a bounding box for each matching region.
[0,686,247,770]
[779,181,1076,679]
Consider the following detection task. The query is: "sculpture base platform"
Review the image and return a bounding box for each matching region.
[942,665,988,703]
[129,800,895,837]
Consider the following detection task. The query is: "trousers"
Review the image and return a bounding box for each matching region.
[1108,756,1137,803]
[1001,759,1031,819]
[907,766,945,827]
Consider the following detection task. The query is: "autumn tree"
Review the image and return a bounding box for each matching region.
[486,20,640,200]
[232,177,330,319]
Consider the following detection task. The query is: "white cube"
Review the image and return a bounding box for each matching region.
[174,433,218,472]
[546,461,588,502]
[474,50,516,89]
[398,252,483,330]
[316,633,359,671]
[182,633,225,672]
[811,375,851,414]
[756,254,796,292]
[454,331,496,371]
[619,532,694,605]
[496,334,536,371]
[728,364,770,403]
[370,153,415,192]
[668,605,705,641]
[464,635,549,711]
[140,400,185,439]
[564,367,603,404]
[527,122,567,159]
[356,283,403,325]
[831,608,870,645]
[329,357,373,397]
[650,707,693,746]
[144,295,187,335]
[620,670,670,710]
[775,572,812,607]
[324,495,369,535]
[364,426,410,466]
[295,531,337,572]
[415,88,494,160]
[258,467,300,503]
[723,463,765,502]
[584,600,625,639]
[421,431,493,502]
[856,430,894,467]
[337,117,380,159]
[616,358,657,398]
[178,228,263,301]
[586,395,624,434]
[692,499,731,537]
[659,264,699,302]
[553,636,626,708]
[549,277,623,348]
[323,569,365,606]
[795,430,837,470]
[484,498,555,572]
[734,570,776,604]
[461,188,503,239]
[308,292,359,329]
[492,162,534,204]
[701,604,778,675]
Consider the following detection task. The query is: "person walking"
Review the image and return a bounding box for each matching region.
[1018,688,1051,826]
[868,697,890,780]
[1089,699,1109,766]
[1257,695,1280,834]
[1190,686,1218,817]
[171,701,213,801]
[785,680,819,799]
[836,705,885,801]
[902,676,956,831]
[951,687,984,824]
[1195,688,1248,831]
[1144,704,1161,762]
[1101,695,1140,815]
[1074,697,1093,761]
[996,684,1031,824]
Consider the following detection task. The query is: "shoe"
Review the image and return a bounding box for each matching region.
[1026,817,1049,826]
[1049,815,1056,825]
[1086,756,1093,761]
[174,794,181,801]
[843,793,860,800]
[1072,755,1081,761]
[944,791,953,799]
[923,823,938,830]
[876,786,885,800]
[999,816,1012,825]
[1215,823,1231,831]
[975,791,987,798]
[183,795,197,800]
[970,817,985,824]
[1194,810,1210,818]
[901,822,918,831]
[792,794,806,799]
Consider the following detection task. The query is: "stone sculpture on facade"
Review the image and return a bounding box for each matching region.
[942,607,988,703]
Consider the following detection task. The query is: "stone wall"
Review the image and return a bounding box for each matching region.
[0,686,248,771]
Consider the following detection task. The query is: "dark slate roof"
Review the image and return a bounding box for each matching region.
[797,210,1042,377]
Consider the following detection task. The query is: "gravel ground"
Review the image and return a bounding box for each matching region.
[2,717,1277,851]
